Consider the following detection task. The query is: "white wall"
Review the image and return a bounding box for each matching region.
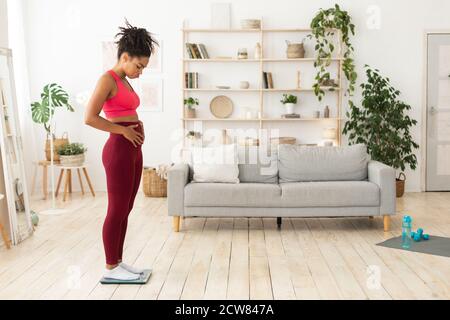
[19,0,450,193]
[0,0,7,47]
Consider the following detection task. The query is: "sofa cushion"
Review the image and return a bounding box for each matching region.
[280,181,380,207]
[191,144,240,183]
[238,145,278,183]
[185,182,282,207]
[278,144,368,182]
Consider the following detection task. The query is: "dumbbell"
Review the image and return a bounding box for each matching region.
[410,228,429,242]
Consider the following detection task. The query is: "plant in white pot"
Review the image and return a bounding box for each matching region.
[280,94,298,114]
[56,143,87,167]
[184,97,199,118]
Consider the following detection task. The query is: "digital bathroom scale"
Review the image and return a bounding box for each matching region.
[99,269,152,285]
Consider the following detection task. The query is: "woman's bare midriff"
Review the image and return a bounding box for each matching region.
[108,115,140,123]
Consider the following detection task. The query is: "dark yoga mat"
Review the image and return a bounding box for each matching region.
[376,235,450,258]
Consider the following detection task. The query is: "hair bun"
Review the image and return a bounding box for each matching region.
[114,18,159,59]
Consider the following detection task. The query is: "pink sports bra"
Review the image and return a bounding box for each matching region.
[103,69,140,118]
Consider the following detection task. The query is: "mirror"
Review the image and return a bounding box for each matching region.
[0,47,33,246]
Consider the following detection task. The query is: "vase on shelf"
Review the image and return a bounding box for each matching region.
[323,105,330,118]
[254,42,262,59]
[185,107,196,118]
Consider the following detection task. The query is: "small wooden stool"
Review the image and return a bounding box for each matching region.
[32,160,61,200]
[54,164,95,201]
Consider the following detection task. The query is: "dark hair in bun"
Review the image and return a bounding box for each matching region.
[114,18,159,60]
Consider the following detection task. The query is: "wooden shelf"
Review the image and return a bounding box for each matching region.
[182,118,259,121]
[183,58,260,62]
[182,28,337,33]
[183,58,343,62]
[183,87,340,92]
[261,117,341,121]
[262,87,340,92]
[183,88,260,92]
[262,58,343,62]
[183,28,262,33]
[182,117,342,122]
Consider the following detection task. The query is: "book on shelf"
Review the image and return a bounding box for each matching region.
[185,43,210,59]
[185,72,199,88]
[192,44,202,59]
[185,43,194,58]
[198,44,210,59]
[262,72,274,89]
[267,72,273,89]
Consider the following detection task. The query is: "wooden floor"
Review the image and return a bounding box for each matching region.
[0,191,449,300]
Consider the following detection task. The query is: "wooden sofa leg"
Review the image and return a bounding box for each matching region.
[383,215,390,232]
[173,216,181,232]
[277,217,282,229]
[369,216,374,219]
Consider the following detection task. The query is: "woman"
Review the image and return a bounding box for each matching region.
[84,20,158,281]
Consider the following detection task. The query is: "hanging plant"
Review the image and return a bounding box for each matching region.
[343,65,419,181]
[308,4,356,101]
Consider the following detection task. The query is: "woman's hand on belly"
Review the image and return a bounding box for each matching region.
[138,120,145,142]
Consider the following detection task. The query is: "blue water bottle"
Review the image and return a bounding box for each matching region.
[402,215,412,249]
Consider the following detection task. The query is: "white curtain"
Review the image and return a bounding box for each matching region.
[7,0,39,197]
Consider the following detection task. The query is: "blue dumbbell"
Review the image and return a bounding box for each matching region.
[413,233,421,242]
[422,234,430,240]
[416,228,423,238]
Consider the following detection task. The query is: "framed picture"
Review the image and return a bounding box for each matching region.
[211,3,231,29]
[136,77,163,112]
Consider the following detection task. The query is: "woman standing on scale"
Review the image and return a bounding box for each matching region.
[84,19,158,281]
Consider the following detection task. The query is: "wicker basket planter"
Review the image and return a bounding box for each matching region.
[45,132,69,161]
[59,153,85,167]
[143,167,167,197]
[396,172,406,198]
[286,43,305,59]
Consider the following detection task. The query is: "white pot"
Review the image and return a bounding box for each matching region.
[284,103,295,114]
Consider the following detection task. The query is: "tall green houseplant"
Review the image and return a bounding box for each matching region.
[31,83,74,134]
[343,66,419,186]
[308,4,356,101]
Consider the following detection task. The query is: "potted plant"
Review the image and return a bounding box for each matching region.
[308,4,356,101]
[56,142,87,167]
[280,94,298,114]
[30,83,74,161]
[184,97,199,118]
[342,66,419,197]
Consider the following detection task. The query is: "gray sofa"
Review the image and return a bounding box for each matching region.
[168,144,396,232]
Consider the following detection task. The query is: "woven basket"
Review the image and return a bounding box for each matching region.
[396,172,406,198]
[286,43,305,59]
[45,131,69,161]
[59,153,85,167]
[143,167,167,197]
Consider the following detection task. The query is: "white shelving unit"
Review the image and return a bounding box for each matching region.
[0,47,33,246]
[181,19,344,147]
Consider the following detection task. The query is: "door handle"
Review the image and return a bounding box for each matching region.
[429,106,437,115]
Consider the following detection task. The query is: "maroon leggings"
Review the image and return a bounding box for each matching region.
[102,121,143,265]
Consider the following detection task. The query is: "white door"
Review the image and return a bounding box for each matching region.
[426,34,450,191]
